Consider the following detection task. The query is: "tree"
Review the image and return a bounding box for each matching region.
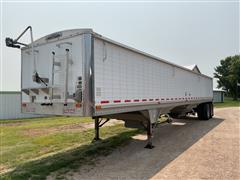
[214,55,240,100]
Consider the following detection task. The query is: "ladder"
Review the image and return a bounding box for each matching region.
[51,49,71,104]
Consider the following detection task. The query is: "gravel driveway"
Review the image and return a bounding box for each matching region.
[68,107,240,180]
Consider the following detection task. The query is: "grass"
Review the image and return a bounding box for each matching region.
[214,97,240,108]
[0,116,142,179]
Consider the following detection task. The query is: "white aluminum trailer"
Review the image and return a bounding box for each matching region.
[6,27,213,148]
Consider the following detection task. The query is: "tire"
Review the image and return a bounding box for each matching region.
[197,103,211,120]
[202,103,210,120]
[209,103,214,118]
[197,104,204,120]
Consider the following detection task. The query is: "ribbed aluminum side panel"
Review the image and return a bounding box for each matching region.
[93,38,212,107]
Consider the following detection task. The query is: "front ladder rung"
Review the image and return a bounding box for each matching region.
[52,95,61,99]
[53,62,61,66]
[54,70,63,73]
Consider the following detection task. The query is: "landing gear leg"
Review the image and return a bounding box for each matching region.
[93,117,101,141]
[141,109,160,149]
[145,120,154,149]
[92,118,110,142]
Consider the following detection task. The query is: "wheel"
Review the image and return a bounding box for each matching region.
[203,103,210,120]
[197,103,211,120]
[202,103,211,120]
[197,104,204,120]
[209,103,214,118]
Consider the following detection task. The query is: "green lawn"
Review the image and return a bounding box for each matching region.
[214,97,240,108]
[0,116,142,179]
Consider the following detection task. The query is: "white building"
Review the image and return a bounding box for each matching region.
[184,64,201,74]
[0,91,45,119]
[213,89,225,103]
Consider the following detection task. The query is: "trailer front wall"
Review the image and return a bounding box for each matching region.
[22,36,84,104]
[93,38,212,107]
[20,34,86,116]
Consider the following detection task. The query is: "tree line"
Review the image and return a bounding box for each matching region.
[214,55,240,100]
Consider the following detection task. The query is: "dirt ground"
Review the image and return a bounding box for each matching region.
[66,107,239,180]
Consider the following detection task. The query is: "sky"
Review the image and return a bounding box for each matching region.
[0,1,239,91]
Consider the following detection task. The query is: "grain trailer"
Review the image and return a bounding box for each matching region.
[6,26,213,148]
